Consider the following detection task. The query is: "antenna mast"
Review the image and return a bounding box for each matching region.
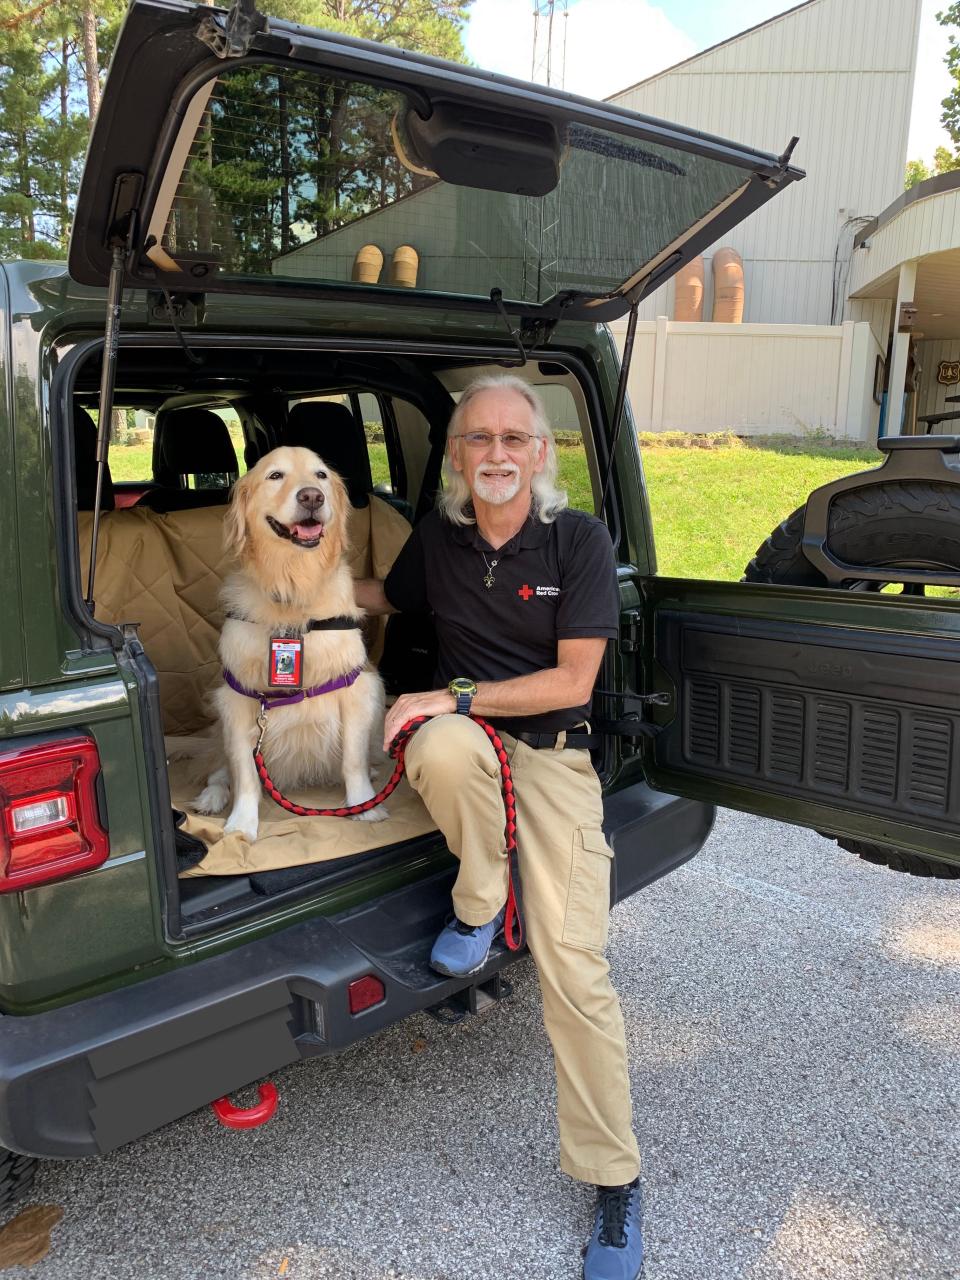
[523,0,568,305]
[531,0,569,88]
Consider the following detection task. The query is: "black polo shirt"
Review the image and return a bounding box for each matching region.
[383,507,619,735]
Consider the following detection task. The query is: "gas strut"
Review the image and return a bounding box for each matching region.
[85,242,127,613]
[598,299,640,517]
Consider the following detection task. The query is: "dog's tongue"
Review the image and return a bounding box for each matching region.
[292,521,323,541]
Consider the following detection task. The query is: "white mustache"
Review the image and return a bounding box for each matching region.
[476,464,520,478]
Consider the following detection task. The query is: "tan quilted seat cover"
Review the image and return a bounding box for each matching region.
[171,759,438,877]
[77,496,410,735]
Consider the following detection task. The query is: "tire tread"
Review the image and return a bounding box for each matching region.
[0,1147,37,1216]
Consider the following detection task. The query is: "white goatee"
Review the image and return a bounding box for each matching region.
[473,465,520,506]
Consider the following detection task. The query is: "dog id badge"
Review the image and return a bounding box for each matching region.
[269,636,303,688]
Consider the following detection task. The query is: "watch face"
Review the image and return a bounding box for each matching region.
[449,678,477,694]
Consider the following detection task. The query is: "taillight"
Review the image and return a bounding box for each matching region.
[0,736,109,892]
[347,975,385,1015]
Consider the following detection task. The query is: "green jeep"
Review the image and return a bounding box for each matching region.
[2,0,959,1213]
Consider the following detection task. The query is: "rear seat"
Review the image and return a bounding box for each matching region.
[76,499,410,736]
[283,402,414,524]
[136,407,240,512]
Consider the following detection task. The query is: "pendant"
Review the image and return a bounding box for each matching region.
[483,572,495,589]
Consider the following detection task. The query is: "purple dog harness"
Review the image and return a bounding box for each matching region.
[223,664,364,711]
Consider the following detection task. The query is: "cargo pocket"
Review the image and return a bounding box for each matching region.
[561,825,614,953]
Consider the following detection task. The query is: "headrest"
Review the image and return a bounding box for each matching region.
[74,407,115,510]
[155,408,239,487]
[283,402,372,507]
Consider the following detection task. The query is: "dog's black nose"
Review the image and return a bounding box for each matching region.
[296,486,325,509]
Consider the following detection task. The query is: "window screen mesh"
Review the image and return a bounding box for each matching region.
[161,66,751,304]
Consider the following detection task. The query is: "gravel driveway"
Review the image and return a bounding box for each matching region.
[8,811,960,1280]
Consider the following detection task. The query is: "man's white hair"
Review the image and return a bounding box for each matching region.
[439,374,568,526]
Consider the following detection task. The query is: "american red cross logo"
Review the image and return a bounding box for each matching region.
[517,583,534,601]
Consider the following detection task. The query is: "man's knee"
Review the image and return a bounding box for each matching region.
[404,713,499,786]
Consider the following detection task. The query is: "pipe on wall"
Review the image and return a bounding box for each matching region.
[352,244,384,284]
[390,245,419,288]
[673,255,704,321]
[712,247,744,323]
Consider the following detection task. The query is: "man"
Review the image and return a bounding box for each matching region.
[355,374,643,1279]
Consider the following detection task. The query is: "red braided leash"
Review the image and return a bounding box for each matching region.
[252,713,523,950]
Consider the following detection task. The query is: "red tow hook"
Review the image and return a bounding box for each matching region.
[211,1081,279,1129]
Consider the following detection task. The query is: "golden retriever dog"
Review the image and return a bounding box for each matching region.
[194,446,387,841]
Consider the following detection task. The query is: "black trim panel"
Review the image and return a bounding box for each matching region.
[655,611,960,833]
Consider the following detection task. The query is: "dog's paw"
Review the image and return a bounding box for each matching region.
[194,781,230,815]
[351,803,388,822]
[224,817,259,842]
[224,798,259,843]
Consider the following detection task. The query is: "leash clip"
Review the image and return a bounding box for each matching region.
[255,702,267,754]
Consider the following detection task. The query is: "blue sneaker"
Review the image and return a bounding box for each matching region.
[583,1179,644,1280]
[429,906,506,977]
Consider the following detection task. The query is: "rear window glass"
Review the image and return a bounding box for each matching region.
[157,66,751,305]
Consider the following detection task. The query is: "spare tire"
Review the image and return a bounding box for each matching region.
[744,479,960,880]
[0,1147,37,1219]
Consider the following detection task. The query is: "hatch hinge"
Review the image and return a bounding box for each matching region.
[489,289,561,365]
[147,289,205,366]
[196,0,268,59]
[104,173,142,251]
[148,291,205,327]
[618,609,643,653]
[518,313,558,353]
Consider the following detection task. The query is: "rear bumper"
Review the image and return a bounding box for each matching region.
[0,784,711,1159]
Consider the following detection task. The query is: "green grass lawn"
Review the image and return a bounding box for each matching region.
[640,442,881,579]
[109,435,886,583]
[560,438,884,580]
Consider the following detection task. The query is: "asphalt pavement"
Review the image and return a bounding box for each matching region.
[7,810,960,1280]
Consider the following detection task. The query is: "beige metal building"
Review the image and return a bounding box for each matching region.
[608,0,922,326]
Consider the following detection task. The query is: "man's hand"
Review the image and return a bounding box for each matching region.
[383,689,455,752]
[354,578,395,616]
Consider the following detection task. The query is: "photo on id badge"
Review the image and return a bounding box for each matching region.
[270,637,302,688]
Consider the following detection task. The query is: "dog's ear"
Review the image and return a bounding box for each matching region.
[224,469,254,560]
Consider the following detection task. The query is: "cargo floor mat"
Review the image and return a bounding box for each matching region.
[167,753,437,877]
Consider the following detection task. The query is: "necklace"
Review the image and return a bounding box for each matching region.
[481,550,499,589]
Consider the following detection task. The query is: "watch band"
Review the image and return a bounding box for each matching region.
[448,678,478,715]
[454,689,474,715]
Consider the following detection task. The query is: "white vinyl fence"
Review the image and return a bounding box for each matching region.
[609,317,882,441]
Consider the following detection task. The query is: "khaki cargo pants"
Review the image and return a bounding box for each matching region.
[405,713,641,1186]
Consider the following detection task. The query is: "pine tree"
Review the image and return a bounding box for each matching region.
[0,0,472,261]
[0,2,62,257]
[0,0,128,259]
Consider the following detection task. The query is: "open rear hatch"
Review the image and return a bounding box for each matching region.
[70,0,803,324]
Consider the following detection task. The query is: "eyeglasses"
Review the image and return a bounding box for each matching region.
[454,430,538,449]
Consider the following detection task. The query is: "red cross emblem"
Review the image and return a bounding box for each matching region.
[518,583,534,601]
